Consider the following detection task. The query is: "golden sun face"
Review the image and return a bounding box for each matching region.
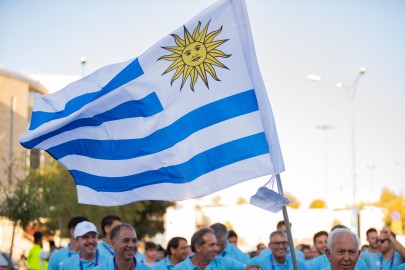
[159,21,231,91]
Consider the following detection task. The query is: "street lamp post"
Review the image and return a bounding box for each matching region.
[316,124,333,194]
[308,67,366,236]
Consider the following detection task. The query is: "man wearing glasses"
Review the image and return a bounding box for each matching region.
[362,227,405,269]
[247,230,308,270]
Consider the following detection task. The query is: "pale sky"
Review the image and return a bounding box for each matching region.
[1,0,404,208]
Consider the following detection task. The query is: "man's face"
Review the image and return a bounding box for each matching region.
[77,232,98,257]
[195,233,218,262]
[366,231,378,249]
[303,248,313,260]
[325,233,359,270]
[315,234,328,255]
[377,237,392,254]
[228,236,237,246]
[215,236,227,255]
[269,233,288,260]
[112,227,138,262]
[105,220,122,237]
[171,239,189,262]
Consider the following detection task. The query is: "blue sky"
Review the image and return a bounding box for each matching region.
[1,0,404,208]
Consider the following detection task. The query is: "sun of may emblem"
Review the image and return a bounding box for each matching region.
[158,21,231,91]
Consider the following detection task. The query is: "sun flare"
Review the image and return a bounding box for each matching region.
[159,21,231,91]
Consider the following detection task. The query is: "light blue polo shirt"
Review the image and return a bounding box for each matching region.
[219,241,250,263]
[48,244,77,270]
[98,240,115,258]
[248,254,308,270]
[61,251,110,270]
[94,257,153,270]
[362,251,403,270]
[173,255,245,270]
[153,256,175,270]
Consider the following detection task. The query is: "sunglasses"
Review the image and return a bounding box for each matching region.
[377,238,390,243]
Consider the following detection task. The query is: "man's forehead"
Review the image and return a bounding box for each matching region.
[120,227,137,237]
[271,234,286,241]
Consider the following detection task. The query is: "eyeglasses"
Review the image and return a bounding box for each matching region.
[270,241,288,246]
[377,238,390,244]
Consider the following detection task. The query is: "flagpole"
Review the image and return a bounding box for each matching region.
[276,174,298,270]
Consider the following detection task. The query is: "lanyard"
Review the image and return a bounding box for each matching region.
[379,253,394,270]
[113,257,135,270]
[67,244,74,258]
[270,255,288,270]
[79,250,99,270]
[102,242,115,255]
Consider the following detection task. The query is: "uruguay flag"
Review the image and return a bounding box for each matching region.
[19,0,285,206]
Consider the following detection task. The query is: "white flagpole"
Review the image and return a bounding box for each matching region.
[276,174,298,270]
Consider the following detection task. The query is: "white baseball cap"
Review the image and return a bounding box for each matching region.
[74,221,98,238]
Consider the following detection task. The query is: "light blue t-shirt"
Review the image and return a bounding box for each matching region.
[248,254,308,270]
[362,251,403,270]
[396,263,405,270]
[98,240,115,258]
[94,257,153,270]
[173,255,245,270]
[219,241,250,263]
[153,256,175,270]
[306,253,368,270]
[61,251,110,270]
[48,244,77,270]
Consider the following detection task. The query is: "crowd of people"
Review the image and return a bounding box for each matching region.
[26,215,405,270]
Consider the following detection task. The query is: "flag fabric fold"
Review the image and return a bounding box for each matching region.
[19,0,285,206]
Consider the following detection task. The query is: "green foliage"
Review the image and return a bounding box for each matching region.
[30,159,174,239]
[0,175,44,228]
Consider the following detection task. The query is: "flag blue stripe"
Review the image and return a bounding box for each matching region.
[71,132,269,192]
[46,89,259,160]
[29,58,144,130]
[21,92,163,149]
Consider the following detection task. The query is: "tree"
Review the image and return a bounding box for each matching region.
[309,199,327,209]
[0,171,44,265]
[284,192,300,209]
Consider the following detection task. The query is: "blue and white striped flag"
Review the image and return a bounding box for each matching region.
[19,0,285,206]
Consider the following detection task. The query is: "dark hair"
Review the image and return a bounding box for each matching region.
[191,227,215,252]
[101,214,122,236]
[145,241,157,251]
[366,227,377,237]
[167,237,187,256]
[276,220,291,230]
[228,230,237,239]
[313,231,329,244]
[33,231,43,243]
[67,216,88,230]
[111,223,135,242]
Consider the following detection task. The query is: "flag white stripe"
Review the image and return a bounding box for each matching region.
[59,112,264,177]
[76,154,273,206]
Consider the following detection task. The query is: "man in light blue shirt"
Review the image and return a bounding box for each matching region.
[324,228,360,270]
[61,221,109,270]
[98,215,122,258]
[153,237,189,270]
[174,227,259,270]
[247,230,308,270]
[48,216,88,270]
[209,223,250,263]
[94,224,153,270]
